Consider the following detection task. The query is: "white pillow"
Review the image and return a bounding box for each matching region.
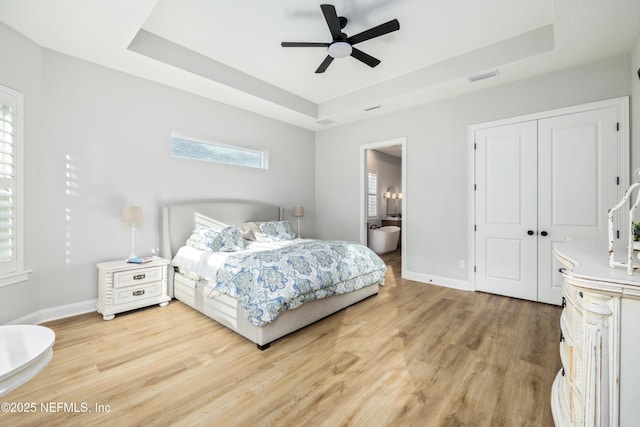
[185,228,216,251]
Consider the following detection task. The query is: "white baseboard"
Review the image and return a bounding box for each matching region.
[404,270,470,291]
[8,299,97,325]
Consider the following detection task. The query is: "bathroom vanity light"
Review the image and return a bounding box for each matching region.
[395,192,402,215]
[383,187,401,216]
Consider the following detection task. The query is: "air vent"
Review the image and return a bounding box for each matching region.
[316,119,335,126]
[468,69,499,82]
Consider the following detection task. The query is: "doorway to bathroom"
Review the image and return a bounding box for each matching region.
[360,137,406,278]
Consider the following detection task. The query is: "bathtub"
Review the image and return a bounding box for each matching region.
[368,225,401,254]
[0,325,55,397]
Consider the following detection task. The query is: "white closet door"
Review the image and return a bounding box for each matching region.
[475,121,538,300]
[537,106,620,304]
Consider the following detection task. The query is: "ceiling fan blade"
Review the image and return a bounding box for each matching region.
[315,55,334,73]
[347,19,400,45]
[350,48,381,68]
[321,4,343,40]
[281,42,330,47]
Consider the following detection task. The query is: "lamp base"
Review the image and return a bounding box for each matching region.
[128,224,137,261]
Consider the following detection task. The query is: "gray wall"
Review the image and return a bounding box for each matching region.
[315,54,632,285]
[0,22,315,324]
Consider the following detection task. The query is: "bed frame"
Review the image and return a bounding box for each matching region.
[160,200,380,349]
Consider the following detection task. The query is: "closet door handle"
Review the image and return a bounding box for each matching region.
[527,230,535,236]
[540,231,548,236]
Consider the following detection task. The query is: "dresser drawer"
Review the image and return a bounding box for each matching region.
[113,280,162,305]
[113,266,164,288]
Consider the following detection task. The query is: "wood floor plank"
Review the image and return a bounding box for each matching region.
[1,250,561,426]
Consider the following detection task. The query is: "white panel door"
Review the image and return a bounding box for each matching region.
[537,106,620,304]
[475,121,538,300]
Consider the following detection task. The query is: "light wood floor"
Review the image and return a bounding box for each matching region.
[3,250,561,426]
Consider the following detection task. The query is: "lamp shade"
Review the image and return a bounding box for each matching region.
[121,205,143,225]
[293,205,305,217]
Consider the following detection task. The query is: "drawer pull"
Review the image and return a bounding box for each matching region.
[133,274,146,280]
[579,291,584,298]
[133,290,145,296]
[559,267,567,273]
[561,368,565,377]
[560,331,564,343]
[562,297,566,308]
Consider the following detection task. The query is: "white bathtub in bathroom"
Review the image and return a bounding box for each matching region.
[368,225,401,254]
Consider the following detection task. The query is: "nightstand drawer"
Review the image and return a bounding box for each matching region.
[113,266,163,288]
[114,281,162,305]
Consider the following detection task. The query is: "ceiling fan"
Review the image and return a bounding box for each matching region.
[281,4,400,73]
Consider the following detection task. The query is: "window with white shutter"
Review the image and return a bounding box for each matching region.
[0,84,28,287]
[367,171,378,219]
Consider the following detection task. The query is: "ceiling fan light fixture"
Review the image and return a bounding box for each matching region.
[281,4,399,73]
[328,41,352,58]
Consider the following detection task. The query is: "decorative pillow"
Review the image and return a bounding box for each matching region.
[209,225,245,252]
[185,228,217,251]
[253,220,296,242]
[240,222,257,241]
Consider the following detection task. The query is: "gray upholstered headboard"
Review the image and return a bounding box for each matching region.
[160,200,284,297]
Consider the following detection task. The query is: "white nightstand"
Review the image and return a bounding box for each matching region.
[96,257,171,320]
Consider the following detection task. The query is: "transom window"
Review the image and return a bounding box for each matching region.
[170,132,268,169]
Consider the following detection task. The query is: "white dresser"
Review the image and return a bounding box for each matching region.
[552,239,640,426]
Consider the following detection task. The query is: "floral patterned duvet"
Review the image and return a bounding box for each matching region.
[209,240,386,326]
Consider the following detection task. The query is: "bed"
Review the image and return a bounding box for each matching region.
[160,200,386,349]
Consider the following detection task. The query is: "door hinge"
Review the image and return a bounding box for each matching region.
[617,230,620,239]
[474,184,477,191]
[474,266,477,273]
[474,225,477,231]
[617,176,620,185]
[617,122,620,131]
[474,143,477,150]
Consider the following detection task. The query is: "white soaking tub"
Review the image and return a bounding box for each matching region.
[368,225,400,254]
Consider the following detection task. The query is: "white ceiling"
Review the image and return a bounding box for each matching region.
[1,0,639,131]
